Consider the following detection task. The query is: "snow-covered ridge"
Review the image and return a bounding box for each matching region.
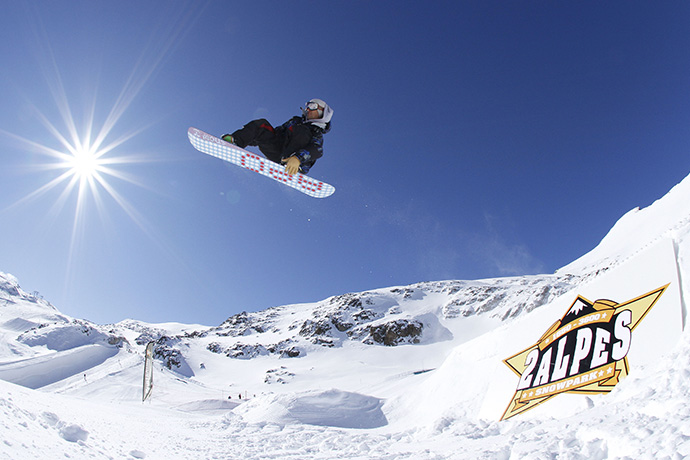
[104,272,585,373]
[0,256,590,393]
[0,271,59,315]
[558,171,690,275]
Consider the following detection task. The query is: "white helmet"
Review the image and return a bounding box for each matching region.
[302,98,333,130]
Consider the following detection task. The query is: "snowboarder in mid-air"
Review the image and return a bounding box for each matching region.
[222,99,333,176]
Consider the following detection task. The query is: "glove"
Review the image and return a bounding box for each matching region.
[282,156,301,176]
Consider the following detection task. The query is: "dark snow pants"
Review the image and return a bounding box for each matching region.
[230,119,284,164]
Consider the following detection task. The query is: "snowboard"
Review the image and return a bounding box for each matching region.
[188,127,335,198]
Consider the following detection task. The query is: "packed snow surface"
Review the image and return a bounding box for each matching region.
[1,171,690,459]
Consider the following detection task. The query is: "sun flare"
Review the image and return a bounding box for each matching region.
[2,101,150,241]
[67,143,102,180]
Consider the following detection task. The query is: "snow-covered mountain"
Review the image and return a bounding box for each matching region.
[1,171,690,459]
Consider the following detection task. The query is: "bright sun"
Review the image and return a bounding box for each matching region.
[68,145,101,179]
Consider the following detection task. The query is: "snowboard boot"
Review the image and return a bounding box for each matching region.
[221,134,236,145]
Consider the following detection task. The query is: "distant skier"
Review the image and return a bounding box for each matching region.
[222,99,333,176]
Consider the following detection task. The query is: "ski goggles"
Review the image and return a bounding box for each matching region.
[304,101,323,112]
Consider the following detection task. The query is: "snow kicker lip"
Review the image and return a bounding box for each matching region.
[501,284,669,420]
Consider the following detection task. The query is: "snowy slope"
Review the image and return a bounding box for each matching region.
[558,171,690,279]
[0,171,689,459]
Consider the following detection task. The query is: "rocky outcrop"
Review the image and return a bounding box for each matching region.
[207,339,303,359]
[352,319,424,346]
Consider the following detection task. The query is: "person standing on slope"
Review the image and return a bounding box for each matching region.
[222,99,333,176]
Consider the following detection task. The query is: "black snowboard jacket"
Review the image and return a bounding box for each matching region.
[275,116,327,174]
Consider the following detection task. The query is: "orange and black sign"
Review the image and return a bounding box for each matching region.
[501,284,668,420]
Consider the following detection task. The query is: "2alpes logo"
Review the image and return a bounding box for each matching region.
[501,284,668,420]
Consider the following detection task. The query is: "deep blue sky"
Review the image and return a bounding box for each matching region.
[1,1,688,325]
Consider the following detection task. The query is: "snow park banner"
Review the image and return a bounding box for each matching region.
[501,285,667,420]
[489,237,683,421]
